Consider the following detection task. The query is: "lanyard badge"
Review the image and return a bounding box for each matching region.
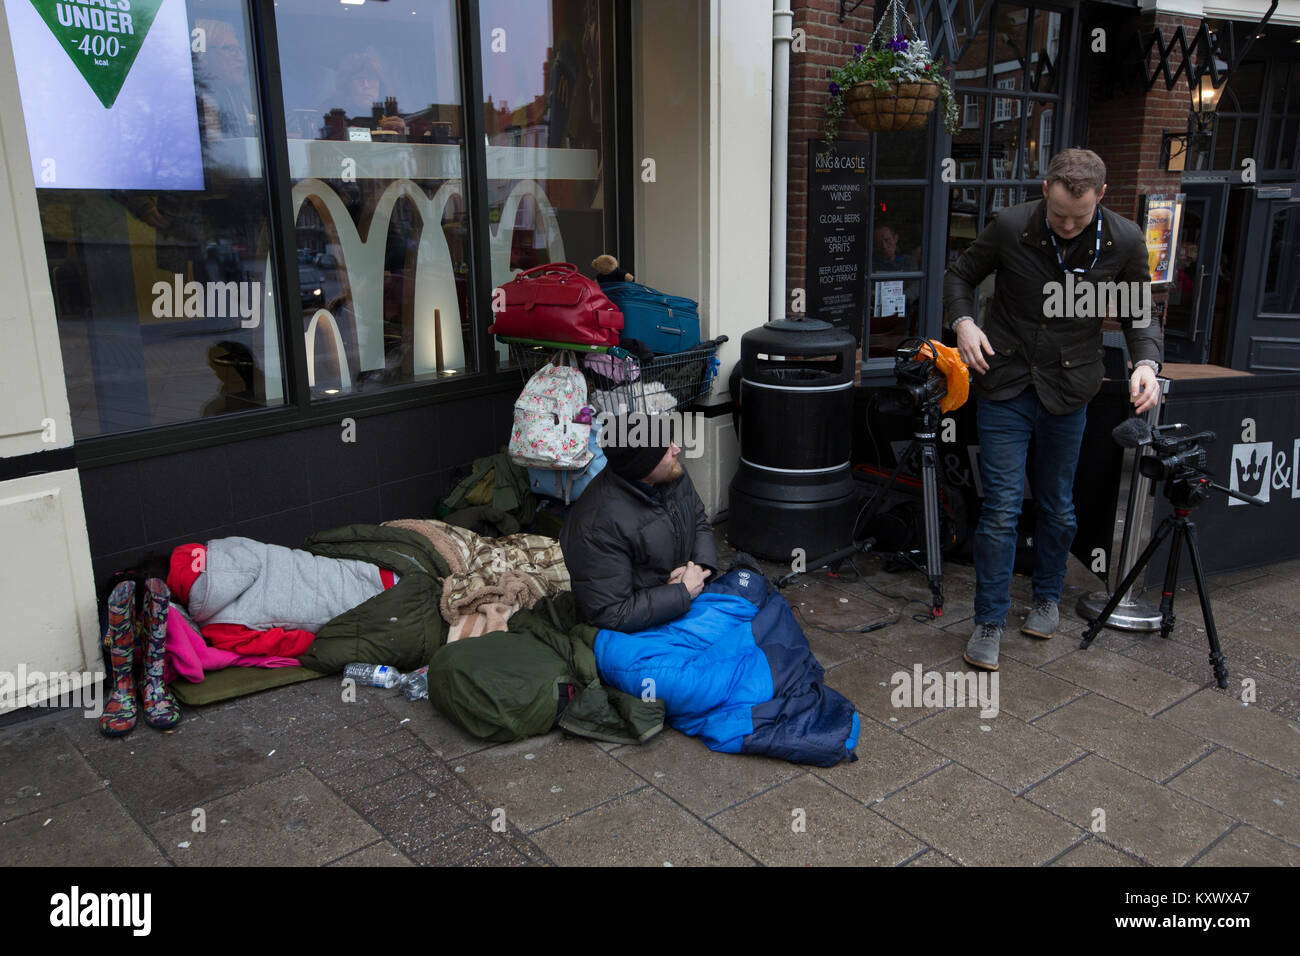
[1047,206,1102,275]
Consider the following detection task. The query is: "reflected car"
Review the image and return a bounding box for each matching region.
[299,266,326,309]
[314,252,338,270]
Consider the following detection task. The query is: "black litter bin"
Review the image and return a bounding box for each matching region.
[728,319,858,561]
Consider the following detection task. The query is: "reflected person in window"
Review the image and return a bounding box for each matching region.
[320,52,407,140]
[194,19,257,141]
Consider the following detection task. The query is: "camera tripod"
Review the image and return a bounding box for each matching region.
[777,401,947,617]
[1079,469,1264,688]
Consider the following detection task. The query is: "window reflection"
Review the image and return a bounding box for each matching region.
[274,0,473,396]
[479,0,614,366]
[24,0,283,438]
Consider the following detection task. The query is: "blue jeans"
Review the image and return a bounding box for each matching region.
[973,387,1087,626]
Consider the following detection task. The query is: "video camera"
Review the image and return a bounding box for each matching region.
[876,339,948,417]
[1136,424,1216,482]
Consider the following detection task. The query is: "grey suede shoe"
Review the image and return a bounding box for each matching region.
[1021,599,1060,639]
[964,622,1002,671]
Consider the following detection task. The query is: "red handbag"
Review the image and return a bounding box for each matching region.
[488,262,624,347]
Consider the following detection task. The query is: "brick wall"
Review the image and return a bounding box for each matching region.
[1086,11,1200,223]
[786,0,874,310]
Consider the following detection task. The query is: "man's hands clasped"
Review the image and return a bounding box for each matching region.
[669,562,712,599]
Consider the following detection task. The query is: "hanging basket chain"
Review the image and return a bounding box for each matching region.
[867,0,920,47]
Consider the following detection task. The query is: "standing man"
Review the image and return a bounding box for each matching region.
[944,148,1162,671]
[559,417,718,633]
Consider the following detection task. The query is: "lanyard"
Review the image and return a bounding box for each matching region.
[1046,206,1102,274]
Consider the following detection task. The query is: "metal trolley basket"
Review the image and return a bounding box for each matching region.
[499,335,728,416]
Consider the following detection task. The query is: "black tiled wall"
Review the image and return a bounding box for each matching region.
[80,389,517,594]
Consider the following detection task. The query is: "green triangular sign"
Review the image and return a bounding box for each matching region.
[30,0,165,109]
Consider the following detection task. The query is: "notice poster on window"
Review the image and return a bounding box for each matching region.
[4,0,204,190]
[1142,193,1184,285]
[807,140,869,342]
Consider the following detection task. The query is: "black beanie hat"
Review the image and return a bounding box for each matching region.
[602,415,668,482]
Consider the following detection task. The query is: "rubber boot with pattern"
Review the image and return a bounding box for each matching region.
[141,578,182,730]
[99,579,139,737]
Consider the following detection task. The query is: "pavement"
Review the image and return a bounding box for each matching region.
[2,534,1299,867]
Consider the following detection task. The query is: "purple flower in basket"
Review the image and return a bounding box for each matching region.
[853,43,865,55]
[888,34,909,52]
[829,81,841,95]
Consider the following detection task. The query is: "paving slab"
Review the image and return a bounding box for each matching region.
[0,723,106,824]
[824,653,946,728]
[455,732,645,832]
[0,789,168,866]
[149,767,381,866]
[1218,608,1300,662]
[874,763,1081,866]
[1192,825,1300,867]
[1024,755,1233,866]
[1156,689,1300,775]
[806,630,867,669]
[789,579,889,630]
[969,656,1088,722]
[903,849,958,866]
[73,708,287,822]
[1216,575,1300,612]
[811,716,947,805]
[379,693,496,761]
[1049,838,1142,866]
[327,840,414,866]
[359,782,478,854]
[905,706,1085,791]
[710,775,920,866]
[1119,632,1227,686]
[1043,648,1200,714]
[608,728,800,819]
[1034,694,1212,782]
[407,821,521,866]
[856,619,969,670]
[997,629,1083,666]
[531,787,754,866]
[1165,748,1300,845]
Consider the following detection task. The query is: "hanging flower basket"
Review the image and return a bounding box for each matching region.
[842,79,941,133]
[821,0,958,150]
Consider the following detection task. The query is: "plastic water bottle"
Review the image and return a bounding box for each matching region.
[399,666,429,701]
[343,663,401,689]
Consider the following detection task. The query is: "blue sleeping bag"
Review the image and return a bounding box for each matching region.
[594,567,860,766]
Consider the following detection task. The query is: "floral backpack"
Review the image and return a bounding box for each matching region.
[508,355,594,471]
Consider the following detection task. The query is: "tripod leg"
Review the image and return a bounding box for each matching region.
[1080,516,1175,649]
[920,440,944,617]
[1158,523,1184,640]
[1183,522,1230,690]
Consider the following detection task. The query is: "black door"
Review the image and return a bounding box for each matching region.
[1230,186,1300,371]
[1162,182,1229,365]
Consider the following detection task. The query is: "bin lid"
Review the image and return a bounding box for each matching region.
[742,318,858,355]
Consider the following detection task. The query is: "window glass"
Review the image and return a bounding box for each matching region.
[7,0,284,437]
[950,0,990,87]
[1027,102,1054,178]
[875,126,927,180]
[274,0,473,397]
[991,3,1029,93]
[1026,9,1061,94]
[479,0,613,367]
[867,187,924,358]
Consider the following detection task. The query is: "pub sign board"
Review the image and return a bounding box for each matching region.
[807,140,869,342]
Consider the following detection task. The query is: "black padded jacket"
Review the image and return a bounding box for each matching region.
[559,467,719,632]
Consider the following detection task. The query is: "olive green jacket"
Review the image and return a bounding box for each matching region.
[943,198,1163,414]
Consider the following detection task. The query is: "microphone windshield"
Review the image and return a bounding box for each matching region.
[1111,416,1153,449]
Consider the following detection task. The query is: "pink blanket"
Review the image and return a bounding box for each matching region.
[164,606,299,684]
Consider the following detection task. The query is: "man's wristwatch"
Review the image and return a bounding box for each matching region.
[1133,359,1161,374]
[951,316,975,331]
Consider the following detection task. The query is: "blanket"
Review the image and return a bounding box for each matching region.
[383,518,569,630]
[593,567,860,767]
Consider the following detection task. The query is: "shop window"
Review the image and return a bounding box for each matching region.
[479,0,614,368]
[9,0,284,438]
[274,0,474,398]
[866,187,924,359]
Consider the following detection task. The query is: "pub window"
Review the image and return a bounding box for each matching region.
[11,0,285,438]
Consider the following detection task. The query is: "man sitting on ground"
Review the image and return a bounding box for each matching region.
[559,416,718,632]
